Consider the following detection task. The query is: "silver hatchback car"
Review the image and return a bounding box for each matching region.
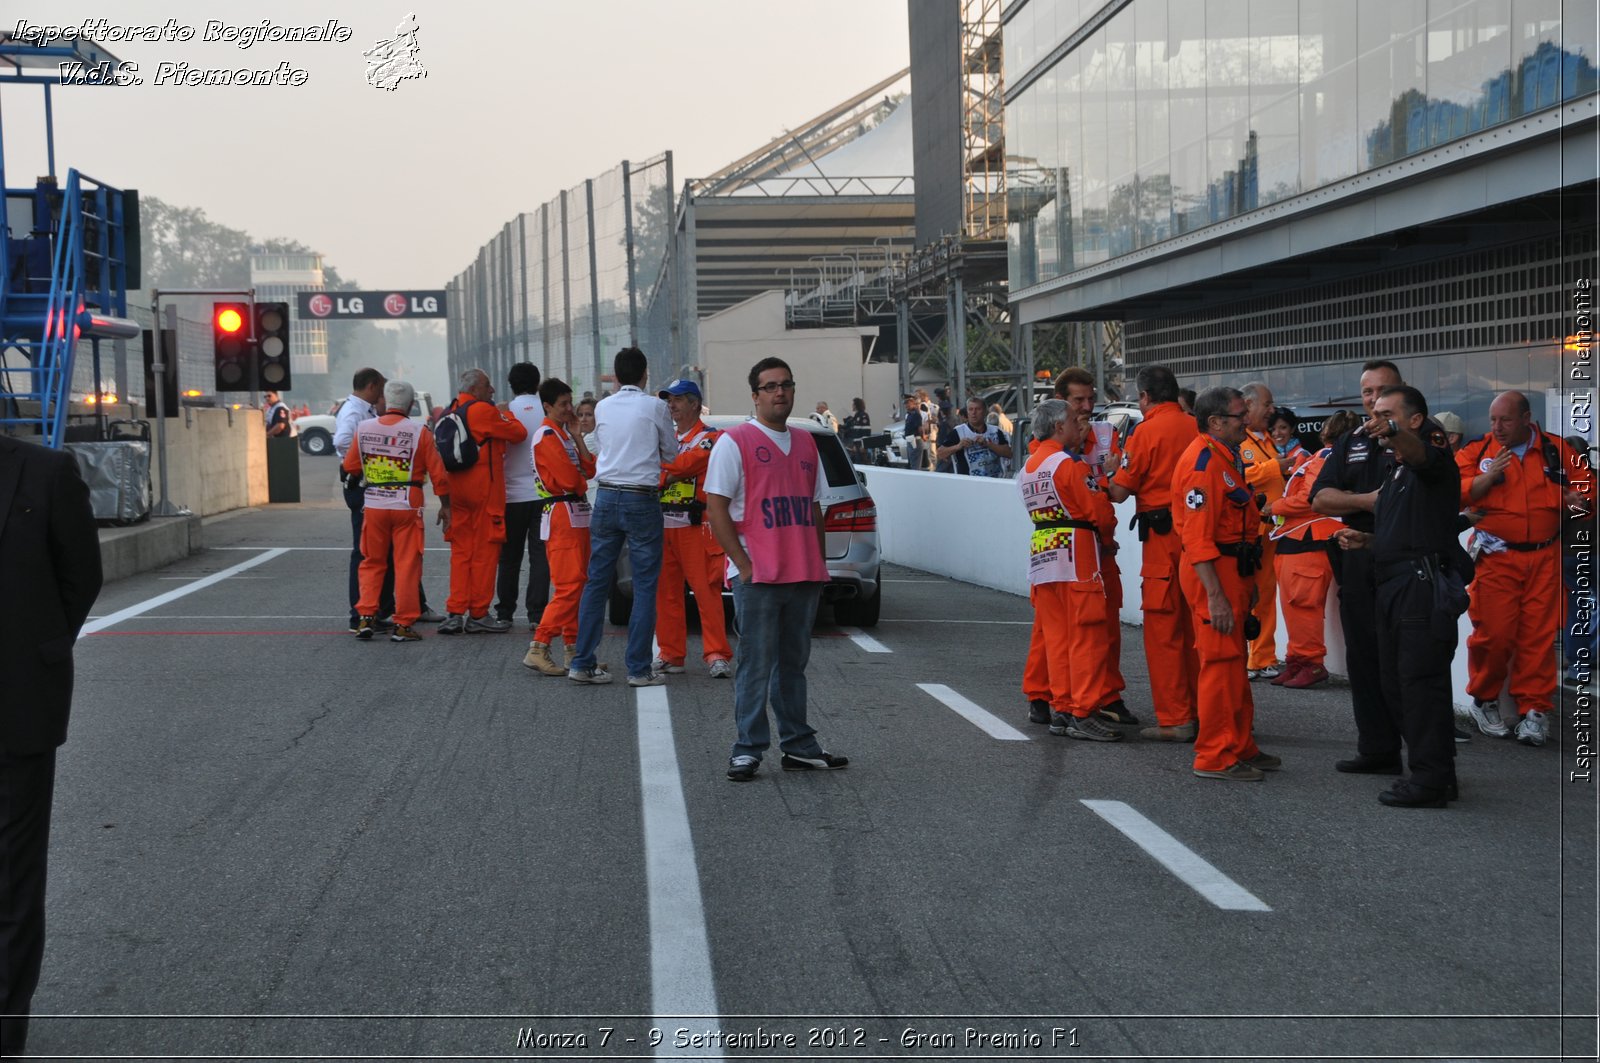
[608,415,882,627]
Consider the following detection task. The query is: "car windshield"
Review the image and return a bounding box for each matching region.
[813,431,859,488]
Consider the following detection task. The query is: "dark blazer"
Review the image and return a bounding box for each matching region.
[0,436,103,753]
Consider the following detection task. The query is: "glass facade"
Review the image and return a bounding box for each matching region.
[1006,0,1598,286]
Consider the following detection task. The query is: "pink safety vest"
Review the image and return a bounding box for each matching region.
[728,421,828,585]
[356,415,425,512]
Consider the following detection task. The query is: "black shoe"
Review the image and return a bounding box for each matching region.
[727,755,760,782]
[1095,699,1141,726]
[353,615,376,640]
[781,751,849,771]
[1048,711,1073,737]
[1065,714,1124,742]
[1378,779,1450,808]
[1453,725,1472,744]
[1027,699,1051,725]
[1335,753,1403,774]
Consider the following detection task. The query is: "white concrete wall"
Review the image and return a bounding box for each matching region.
[698,291,890,421]
[163,407,270,515]
[861,465,1481,708]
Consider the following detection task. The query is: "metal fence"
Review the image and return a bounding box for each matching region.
[448,153,678,396]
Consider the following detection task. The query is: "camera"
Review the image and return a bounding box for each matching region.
[1242,613,1261,641]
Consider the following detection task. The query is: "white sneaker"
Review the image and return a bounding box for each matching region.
[1247,665,1282,681]
[708,658,733,679]
[650,657,686,674]
[1515,710,1548,747]
[628,671,667,687]
[1466,698,1511,738]
[567,666,613,685]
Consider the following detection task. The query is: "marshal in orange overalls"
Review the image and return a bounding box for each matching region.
[444,394,528,618]
[1457,429,1591,719]
[341,411,449,629]
[1239,427,1288,672]
[532,418,596,650]
[1268,447,1341,687]
[655,420,732,669]
[1172,434,1264,774]
[1107,401,1200,726]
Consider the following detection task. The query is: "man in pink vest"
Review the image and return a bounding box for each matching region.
[706,357,850,782]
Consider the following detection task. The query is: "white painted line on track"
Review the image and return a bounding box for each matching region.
[837,626,891,653]
[1080,799,1272,912]
[917,683,1031,741]
[634,687,720,1051]
[82,549,289,635]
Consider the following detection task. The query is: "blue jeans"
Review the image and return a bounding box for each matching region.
[571,489,663,677]
[729,578,826,761]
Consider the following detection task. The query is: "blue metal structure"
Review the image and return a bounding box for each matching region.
[0,37,134,446]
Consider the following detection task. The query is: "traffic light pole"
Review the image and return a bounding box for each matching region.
[148,287,253,517]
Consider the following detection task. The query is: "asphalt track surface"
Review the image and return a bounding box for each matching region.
[27,454,1598,1062]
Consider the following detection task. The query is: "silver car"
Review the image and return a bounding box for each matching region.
[609,415,882,627]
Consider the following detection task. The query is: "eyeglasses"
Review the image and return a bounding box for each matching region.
[756,380,797,394]
[1213,413,1244,421]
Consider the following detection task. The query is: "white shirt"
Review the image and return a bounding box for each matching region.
[592,385,676,487]
[333,393,375,458]
[502,393,547,503]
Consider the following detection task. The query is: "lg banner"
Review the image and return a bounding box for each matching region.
[297,290,447,319]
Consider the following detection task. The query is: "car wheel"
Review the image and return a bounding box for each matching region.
[301,429,331,456]
[608,582,632,626]
[852,583,881,627]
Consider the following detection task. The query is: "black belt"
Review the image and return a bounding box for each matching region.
[1504,536,1558,552]
[1216,540,1264,577]
[1032,518,1098,532]
[663,499,707,525]
[537,493,585,507]
[1377,553,1443,581]
[597,482,657,494]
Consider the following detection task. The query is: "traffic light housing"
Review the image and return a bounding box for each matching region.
[254,302,291,390]
[212,301,251,391]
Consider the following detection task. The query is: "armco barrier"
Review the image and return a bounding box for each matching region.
[859,464,1485,709]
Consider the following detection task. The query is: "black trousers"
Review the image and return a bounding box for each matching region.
[1375,567,1459,790]
[1334,549,1404,757]
[495,500,550,625]
[344,482,432,622]
[0,748,56,1058]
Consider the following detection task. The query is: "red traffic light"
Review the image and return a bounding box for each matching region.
[216,307,244,333]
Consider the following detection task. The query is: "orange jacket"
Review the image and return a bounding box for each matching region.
[659,420,720,504]
[1172,434,1260,566]
[341,412,449,510]
[449,392,528,506]
[1109,401,1198,513]
[532,418,596,498]
[1457,429,1591,544]
[1270,448,1341,545]
[1239,427,1288,505]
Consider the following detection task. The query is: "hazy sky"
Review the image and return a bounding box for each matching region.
[2,1,910,290]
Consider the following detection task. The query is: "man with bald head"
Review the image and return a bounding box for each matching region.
[1456,390,1592,746]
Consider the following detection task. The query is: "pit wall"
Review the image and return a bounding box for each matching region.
[859,464,1484,710]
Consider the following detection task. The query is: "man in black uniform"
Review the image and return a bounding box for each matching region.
[1331,385,1467,807]
[1310,360,1406,771]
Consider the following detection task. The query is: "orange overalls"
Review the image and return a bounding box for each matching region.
[341,412,449,627]
[1023,423,1122,712]
[1107,401,1200,726]
[1239,427,1288,670]
[1268,447,1340,674]
[532,419,596,649]
[1021,439,1116,719]
[443,394,528,617]
[655,420,732,667]
[1172,434,1263,773]
[1458,430,1591,718]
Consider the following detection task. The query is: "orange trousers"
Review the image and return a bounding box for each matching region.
[1275,549,1332,665]
[1026,580,1112,717]
[358,508,424,626]
[1139,530,1198,726]
[1467,545,1559,715]
[656,524,731,665]
[1179,560,1260,773]
[444,500,506,617]
[1248,537,1280,669]
[534,510,589,647]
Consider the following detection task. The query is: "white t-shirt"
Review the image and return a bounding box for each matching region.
[592,385,677,487]
[705,421,825,570]
[502,393,546,503]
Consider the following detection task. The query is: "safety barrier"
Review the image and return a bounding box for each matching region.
[860,465,1487,710]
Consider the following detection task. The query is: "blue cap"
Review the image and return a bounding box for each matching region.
[658,379,702,400]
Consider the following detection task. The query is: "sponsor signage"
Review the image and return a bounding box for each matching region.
[297,290,447,319]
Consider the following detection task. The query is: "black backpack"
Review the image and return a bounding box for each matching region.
[435,399,481,472]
